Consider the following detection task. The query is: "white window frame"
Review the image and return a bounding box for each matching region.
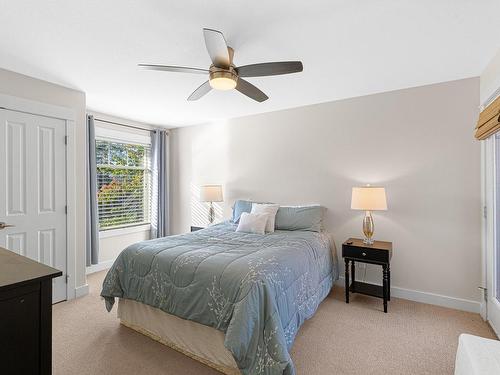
[95,125,152,237]
[95,126,151,146]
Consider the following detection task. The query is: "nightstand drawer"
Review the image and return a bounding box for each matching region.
[342,245,389,263]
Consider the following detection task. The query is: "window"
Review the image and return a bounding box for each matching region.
[96,139,151,230]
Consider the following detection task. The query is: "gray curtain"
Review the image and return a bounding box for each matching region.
[86,114,99,266]
[151,129,169,238]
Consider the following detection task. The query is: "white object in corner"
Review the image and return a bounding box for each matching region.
[455,334,500,375]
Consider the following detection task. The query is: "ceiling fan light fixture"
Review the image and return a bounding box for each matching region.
[209,70,237,90]
[139,28,303,102]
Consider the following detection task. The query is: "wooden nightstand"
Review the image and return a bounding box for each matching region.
[190,226,205,232]
[342,238,393,313]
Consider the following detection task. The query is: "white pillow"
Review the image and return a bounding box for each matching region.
[251,203,280,233]
[236,212,269,235]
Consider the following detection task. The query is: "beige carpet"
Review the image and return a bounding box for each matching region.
[53,271,496,375]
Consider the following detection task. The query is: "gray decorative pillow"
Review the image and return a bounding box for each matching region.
[231,199,272,223]
[231,200,254,223]
[275,205,325,232]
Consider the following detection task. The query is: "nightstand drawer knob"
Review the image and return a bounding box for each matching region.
[362,252,367,256]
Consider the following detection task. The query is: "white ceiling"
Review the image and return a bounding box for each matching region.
[0,0,499,127]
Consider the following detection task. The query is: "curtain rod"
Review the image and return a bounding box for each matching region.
[94,117,154,132]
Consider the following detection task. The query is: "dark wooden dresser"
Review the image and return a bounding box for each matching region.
[0,247,62,375]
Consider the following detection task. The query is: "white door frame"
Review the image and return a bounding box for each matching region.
[482,134,500,336]
[0,93,77,301]
[481,140,488,320]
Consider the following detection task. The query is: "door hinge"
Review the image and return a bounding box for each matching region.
[65,274,69,283]
[478,286,487,300]
[64,135,68,145]
[65,205,68,214]
[484,206,487,219]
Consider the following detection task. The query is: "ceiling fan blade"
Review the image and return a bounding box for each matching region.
[138,64,208,74]
[187,81,212,101]
[203,28,230,68]
[236,61,303,77]
[235,79,268,102]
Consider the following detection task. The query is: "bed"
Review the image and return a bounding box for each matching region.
[101,221,338,375]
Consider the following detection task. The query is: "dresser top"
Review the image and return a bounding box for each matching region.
[0,247,62,290]
[344,238,393,251]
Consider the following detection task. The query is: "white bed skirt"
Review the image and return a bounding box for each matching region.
[117,298,240,375]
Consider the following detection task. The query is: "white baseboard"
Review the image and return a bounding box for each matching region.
[480,301,487,320]
[75,284,89,299]
[335,277,481,314]
[86,259,114,275]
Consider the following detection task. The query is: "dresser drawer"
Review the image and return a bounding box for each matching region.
[0,287,40,374]
[342,245,390,263]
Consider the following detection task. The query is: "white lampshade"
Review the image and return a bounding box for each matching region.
[199,185,223,203]
[351,186,387,211]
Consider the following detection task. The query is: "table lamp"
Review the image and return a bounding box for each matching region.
[199,185,223,225]
[351,185,387,244]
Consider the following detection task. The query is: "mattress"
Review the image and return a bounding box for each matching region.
[118,298,239,374]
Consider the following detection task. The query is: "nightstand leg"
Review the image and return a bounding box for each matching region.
[351,260,356,292]
[383,264,388,313]
[388,264,391,301]
[345,258,350,303]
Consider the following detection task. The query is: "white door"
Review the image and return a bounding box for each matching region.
[485,134,500,335]
[0,109,67,303]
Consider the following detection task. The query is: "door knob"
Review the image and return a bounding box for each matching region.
[0,222,14,230]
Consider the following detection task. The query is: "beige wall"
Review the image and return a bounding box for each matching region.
[0,68,87,290]
[170,77,481,304]
[480,49,500,105]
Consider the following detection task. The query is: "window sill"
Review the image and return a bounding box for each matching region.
[99,224,151,239]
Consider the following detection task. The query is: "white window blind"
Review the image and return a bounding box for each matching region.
[96,139,151,230]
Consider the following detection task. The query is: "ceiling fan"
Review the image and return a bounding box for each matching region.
[138,28,303,102]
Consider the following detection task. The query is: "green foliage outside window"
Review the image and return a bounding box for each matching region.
[96,140,151,230]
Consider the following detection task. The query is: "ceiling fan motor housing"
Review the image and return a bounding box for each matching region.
[209,65,238,90]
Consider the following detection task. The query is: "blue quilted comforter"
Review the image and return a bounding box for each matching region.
[101,222,338,375]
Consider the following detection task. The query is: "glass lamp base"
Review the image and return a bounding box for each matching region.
[363,237,374,245]
[362,211,375,245]
[208,202,215,225]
